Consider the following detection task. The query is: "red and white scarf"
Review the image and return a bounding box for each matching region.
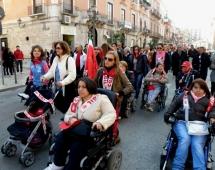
[70,95,98,117]
[102,68,116,90]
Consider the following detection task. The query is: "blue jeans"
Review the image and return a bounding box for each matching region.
[147,86,161,104]
[172,121,207,170]
[134,73,144,99]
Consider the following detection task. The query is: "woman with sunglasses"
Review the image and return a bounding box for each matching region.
[41,41,76,113]
[164,79,215,170]
[151,44,170,73]
[95,50,133,144]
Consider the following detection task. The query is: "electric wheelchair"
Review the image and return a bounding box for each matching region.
[140,81,168,112]
[47,88,122,170]
[160,117,215,170]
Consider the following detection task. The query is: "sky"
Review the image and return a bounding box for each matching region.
[161,0,215,41]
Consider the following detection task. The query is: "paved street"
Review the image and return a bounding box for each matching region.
[0,74,214,170]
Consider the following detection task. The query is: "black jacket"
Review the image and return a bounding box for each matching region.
[165,93,210,122]
[176,69,199,90]
[123,53,133,71]
[151,52,170,73]
[188,49,198,59]
[172,51,189,76]
[192,52,211,80]
[134,54,149,76]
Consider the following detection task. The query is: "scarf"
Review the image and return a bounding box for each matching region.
[70,95,97,115]
[191,91,205,103]
[156,51,165,64]
[32,59,41,65]
[102,68,116,90]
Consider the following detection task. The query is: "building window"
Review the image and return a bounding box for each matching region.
[33,0,43,14]
[89,0,96,8]
[121,9,125,22]
[107,2,113,24]
[63,0,73,14]
[140,18,142,31]
[132,14,135,29]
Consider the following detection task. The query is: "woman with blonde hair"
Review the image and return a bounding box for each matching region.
[95,50,133,143]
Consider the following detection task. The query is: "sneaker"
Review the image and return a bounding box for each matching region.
[144,103,149,109]
[44,163,64,170]
[147,106,154,112]
[18,93,29,99]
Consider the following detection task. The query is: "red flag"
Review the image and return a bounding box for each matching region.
[84,39,98,80]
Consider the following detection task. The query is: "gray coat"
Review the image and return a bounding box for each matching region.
[210,53,215,82]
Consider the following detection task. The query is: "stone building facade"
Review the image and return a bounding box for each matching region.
[0,0,163,56]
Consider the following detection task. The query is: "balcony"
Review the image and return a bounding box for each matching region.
[140,0,151,9]
[142,27,151,35]
[28,4,46,17]
[87,9,108,27]
[150,32,161,38]
[118,21,132,31]
[150,8,162,19]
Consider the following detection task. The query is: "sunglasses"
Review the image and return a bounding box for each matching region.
[157,47,162,49]
[55,47,62,50]
[104,57,114,62]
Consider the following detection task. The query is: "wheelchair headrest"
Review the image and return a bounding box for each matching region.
[97,88,117,107]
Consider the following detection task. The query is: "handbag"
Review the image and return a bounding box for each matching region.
[183,94,209,136]
[54,57,78,113]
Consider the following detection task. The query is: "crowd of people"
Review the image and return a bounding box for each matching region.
[7,40,215,169]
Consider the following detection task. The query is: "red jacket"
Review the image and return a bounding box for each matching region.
[14,49,24,60]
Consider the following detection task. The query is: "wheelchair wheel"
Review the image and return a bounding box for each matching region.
[107,149,122,170]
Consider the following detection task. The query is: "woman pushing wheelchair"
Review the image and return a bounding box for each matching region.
[45,77,116,170]
[164,78,215,170]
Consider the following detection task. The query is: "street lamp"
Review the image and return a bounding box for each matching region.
[87,5,97,46]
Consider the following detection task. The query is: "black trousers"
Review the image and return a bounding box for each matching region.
[16,60,23,72]
[54,121,92,170]
[211,82,215,95]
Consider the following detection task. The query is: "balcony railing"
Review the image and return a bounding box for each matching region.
[150,31,162,38]
[150,8,162,19]
[118,21,132,30]
[140,0,151,8]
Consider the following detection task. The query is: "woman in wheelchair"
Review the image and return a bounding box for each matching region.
[45,78,116,170]
[144,63,168,112]
[164,79,215,170]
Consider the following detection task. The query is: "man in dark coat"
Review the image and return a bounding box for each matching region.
[172,46,189,77]
[192,47,211,80]
[188,45,198,60]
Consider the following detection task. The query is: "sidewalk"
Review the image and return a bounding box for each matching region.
[0,67,29,92]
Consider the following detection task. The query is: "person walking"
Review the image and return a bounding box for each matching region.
[73,45,87,78]
[192,47,211,80]
[41,41,76,113]
[14,45,24,73]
